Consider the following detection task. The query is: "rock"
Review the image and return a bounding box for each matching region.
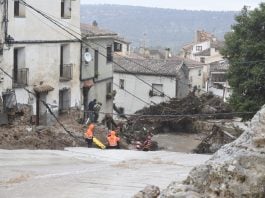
[133,185,160,198]
[161,105,265,197]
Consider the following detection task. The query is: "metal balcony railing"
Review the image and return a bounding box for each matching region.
[13,68,29,88]
[60,64,73,81]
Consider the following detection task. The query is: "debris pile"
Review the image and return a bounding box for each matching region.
[133,93,231,131]
[133,185,160,198]
[121,93,232,149]
[193,123,243,153]
[0,108,87,150]
[160,105,265,197]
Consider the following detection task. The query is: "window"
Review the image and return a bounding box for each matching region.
[189,76,193,83]
[61,0,71,18]
[107,46,113,63]
[60,44,72,80]
[114,42,122,52]
[196,45,202,51]
[94,50,99,78]
[13,47,28,87]
[60,45,64,77]
[198,69,201,76]
[14,0,25,17]
[200,57,205,63]
[106,82,112,94]
[119,107,124,114]
[152,84,163,96]
[106,82,114,100]
[119,79,124,89]
[59,89,71,113]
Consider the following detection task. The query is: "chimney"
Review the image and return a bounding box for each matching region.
[92,20,98,27]
[165,48,170,60]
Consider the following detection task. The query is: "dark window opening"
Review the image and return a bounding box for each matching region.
[14,0,25,17]
[14,48,18,82]
[59,89,71,113]
[106,82,112,94]
[14,1,19,16]
[196,46,202,51]
[107,46,113,63]
[119,107,124,114]
[60,45,64,77]
[61,0,65,18]
[114,42,122,52]
[119,79,124,89]
[61,0,71,18]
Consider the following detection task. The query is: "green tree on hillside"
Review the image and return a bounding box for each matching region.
[222,3,265,119]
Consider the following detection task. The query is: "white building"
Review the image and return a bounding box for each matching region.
[186,59,208,93]
[80,23,117,121]
[114,37,131,57]
[208,60,231,101]
[0,0,81,125]
[180,30,230,98]
[113,57,190,115]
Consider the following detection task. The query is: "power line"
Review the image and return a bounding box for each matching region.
[20,0,265,67]
[83,109,255,118]
[7,0,156,113]
[17,0,171,99]
[113,82,151,106]
[0,66,81,141]
[12,1,262,118]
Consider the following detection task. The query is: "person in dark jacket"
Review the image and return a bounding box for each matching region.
[88,99,96,122]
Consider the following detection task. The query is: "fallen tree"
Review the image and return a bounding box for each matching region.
[121,93,232,147]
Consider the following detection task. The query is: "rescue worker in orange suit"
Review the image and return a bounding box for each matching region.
[107,131,120,149]
[84,123,95,147]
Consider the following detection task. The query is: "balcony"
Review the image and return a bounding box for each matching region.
[60,64,73,81]
[13,68,29,88]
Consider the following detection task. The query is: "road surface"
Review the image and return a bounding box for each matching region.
[0,148,210,198]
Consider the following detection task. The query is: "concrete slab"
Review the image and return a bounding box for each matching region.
[0,148,211,198]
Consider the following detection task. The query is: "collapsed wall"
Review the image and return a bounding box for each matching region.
[161,105,265,197]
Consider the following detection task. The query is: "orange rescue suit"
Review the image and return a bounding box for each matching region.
[84,124,95,139]
[107,131,120,146]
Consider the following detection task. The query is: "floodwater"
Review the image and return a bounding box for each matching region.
[153,133,203,153]
[0,148,210,198]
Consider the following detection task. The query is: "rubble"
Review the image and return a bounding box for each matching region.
[120,93,232,150]
[0,106,127,150]
[193,123,243,154]
[160,105,265,197]
[129,93,231,132]
[133,185,160,198]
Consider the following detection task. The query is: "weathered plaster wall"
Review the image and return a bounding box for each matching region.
[114,73,176,115]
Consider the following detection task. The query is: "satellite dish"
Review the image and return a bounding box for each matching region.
[84,52,92,62]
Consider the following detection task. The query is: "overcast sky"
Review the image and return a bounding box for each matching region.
[80,0,262,11]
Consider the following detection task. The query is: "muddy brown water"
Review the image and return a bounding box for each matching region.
[152,133,202,153]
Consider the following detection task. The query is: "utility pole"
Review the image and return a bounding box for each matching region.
[3,0,9,43]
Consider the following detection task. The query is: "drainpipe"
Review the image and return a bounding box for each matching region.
[36,93,40,125]
[3,0,8,42]
[79,40,83,81]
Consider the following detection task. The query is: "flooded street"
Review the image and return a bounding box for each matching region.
[153,133,203,153]
[0,148,210,198]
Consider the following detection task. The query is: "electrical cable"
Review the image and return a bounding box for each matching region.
[17,0,171,99]
[0,66,81,141]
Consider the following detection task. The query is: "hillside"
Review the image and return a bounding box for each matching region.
[81,4,237,52]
